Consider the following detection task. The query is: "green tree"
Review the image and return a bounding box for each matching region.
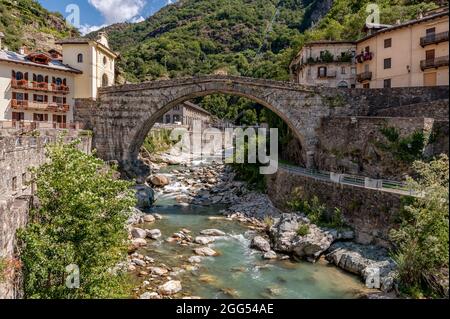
[18,139,136,299]
[390,154,449,298]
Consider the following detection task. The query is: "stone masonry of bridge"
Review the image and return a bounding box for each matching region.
[74,75,449,176]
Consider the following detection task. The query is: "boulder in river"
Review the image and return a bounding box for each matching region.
[134,184,155,209]
[200,229,226,236]
[158,280,182,295]
[139,292,161,299]
[143,214,156,223]
[149,174,170,187]
[147,229,162,240]
[149,266,169,276]
[194,247,218,257]
[263,251,278,260]
[194,236,216,245]
[251,236,271,252]
[188,256,203,264]
[131,227,147,239]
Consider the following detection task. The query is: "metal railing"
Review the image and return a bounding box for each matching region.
[420,55,449,70]
[11,80,70,94]
[357,71,372,82]
[10,99,69,113]
[420,31,449,47]
[279,163,413,195]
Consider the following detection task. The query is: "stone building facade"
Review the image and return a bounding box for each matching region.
[290,41,357,88]
[156,101,212,129]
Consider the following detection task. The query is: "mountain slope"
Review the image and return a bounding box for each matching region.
[92,0,442,83]
[0,0,78,52]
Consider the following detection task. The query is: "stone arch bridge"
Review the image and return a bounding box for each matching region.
[74,75,448,176]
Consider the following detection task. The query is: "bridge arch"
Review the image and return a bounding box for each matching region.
[75,75,348,176]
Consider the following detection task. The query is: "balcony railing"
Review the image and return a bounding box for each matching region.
[10,80,70,94]
[420,55,449,70]
[10,99,69,112]
[357,71,372,82]
[420,31,449,47]
[355,52,374,63]
[0,120,84,130]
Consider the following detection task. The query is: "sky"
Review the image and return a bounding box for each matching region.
[37,0,176,35]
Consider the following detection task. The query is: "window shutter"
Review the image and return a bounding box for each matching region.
[44,95,48,102]
[45,76,48,83]
[12,92,17,99]
[44,114,48,121]
[33,74,37,81]
[52,96,56,103]
[12,70,16,79]
[63,78,67,85]
[24,93,28,100]
[52,77,56,84]
[24,72,28,80]
[63,97,67,104]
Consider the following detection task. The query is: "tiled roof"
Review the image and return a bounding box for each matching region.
[0,50,82,74]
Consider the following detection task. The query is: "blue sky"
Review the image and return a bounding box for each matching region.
[37,0,174,34]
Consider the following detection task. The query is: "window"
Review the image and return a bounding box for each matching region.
[384,58,392,69]
[55,78,63,85]
[351,67,356,75]
[12,176,17,192]
[33,113,48,122]
[37,74,44,83]
[53,115,67,124]
[318,66,327,78]
[165,114,171,123]
[426,27,436,36]
[337,81,348,88]
[363,83,370,88]
[173,115,181,123]
[426,49,435,61]
[77,53,83,63]
[103,56,107,65]
[15,71,24,80]
[22,173,27,187]
[15,92,25,101]
[12,112,24,121]
[383,79,392,88]
[341,66,346,74]
[173,105,180,111]
[384,38,392,48]
[102,74,109,87]
[53,96,65,104]
[365,46,370,53]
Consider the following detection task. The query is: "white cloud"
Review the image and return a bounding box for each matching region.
[129,15,145,23]
[88,0,146,24]
[79,24,107,36]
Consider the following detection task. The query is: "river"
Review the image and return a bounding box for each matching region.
[131,163,370,299]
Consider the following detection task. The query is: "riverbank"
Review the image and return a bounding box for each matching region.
[125,152,398,299]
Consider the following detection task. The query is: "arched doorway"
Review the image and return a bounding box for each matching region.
[102,74,109,87]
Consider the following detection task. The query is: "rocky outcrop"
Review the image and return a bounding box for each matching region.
[269,213,354,262]
[325,242,397,292]
[134,184,155,209]
[250,236,271,252]
[149,174,170,187]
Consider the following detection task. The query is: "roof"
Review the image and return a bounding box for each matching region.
[55,37,119,58]
[303,40,356,46]
[357,9,449,43]
[0,49,82,74]
[183,101,211,116]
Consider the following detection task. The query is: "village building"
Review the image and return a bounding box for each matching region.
[0,32,117,128]
[355,7,449,88]
[157,101,212,129]
[289,41,357,88]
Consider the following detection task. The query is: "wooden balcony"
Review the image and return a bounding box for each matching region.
[10,99,69,113]
[420,55,449,70]
[357,71,372,82]
[420,31,449,47]
[10,80,70,94]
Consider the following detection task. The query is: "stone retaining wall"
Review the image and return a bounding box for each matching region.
[0,129,92,299]
[266,167,404,248]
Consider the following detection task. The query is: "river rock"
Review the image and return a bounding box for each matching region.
[153,213,163,220]
[149,267,169,276]
[131,227,147,239]
[291,225,337,262]
[134,185,155,209]
[263,251,278,260]
[139,291,161,299]
[251,236,271,252]
[325,242,397,292]
[130,238,147,251]
[188,256,203,264]
[194,236,216,245]
[158,280,182,295]
[200,229,226,236]
[132,258,146,267]
[147,229,162,239]
[194,247,218,256]
[149,174,170,187]
[143,214,156,223]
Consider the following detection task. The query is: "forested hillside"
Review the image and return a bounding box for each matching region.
[0,0,78,52]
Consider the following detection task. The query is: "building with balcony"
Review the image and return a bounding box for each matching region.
[355,7,448,88]
[289,41,357,88]
[0,32,117,127]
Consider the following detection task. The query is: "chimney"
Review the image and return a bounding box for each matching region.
[0,31,4,50]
